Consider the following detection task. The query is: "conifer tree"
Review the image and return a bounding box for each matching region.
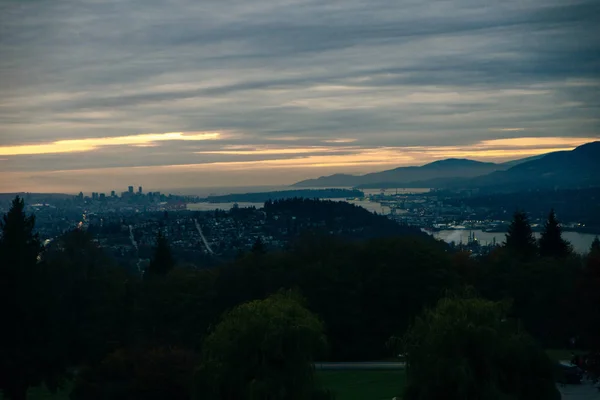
[539,209,571,258]
[0,197,64,400]
[591,236,600,255]
[147,231,175,276]
[504,210,537,260]
[251,236,266,255]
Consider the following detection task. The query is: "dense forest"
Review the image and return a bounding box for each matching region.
[1,197,599,399]
[263,197,425,240]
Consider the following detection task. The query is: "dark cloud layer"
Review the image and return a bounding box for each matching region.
[0,0,599,191]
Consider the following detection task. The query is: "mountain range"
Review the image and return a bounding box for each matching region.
[292,141,600,192]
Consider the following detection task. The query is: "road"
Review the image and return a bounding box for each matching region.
[315,362,405,370]
[558,383,600,400]
[557,360,600,399]
[315,362,600,398]
[194,219,215,254]
[128,225,142,275]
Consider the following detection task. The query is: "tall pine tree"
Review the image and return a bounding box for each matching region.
[0,197,65,400]
[147,231,175,277]
[504,210,537,260]
[539,209,571,258]
[591,236,600,255]
[251,236,266,255]
[580,236,600,350]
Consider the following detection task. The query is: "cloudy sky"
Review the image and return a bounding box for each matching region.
[1,0,598,193]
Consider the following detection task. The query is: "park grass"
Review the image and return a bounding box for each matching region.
[26,386,70,400]
[12,373,405,400]
[317,370,406,400]
[0,383,71,400]
[2,353,565,400]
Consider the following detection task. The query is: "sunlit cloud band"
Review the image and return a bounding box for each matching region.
[0,132,220,156]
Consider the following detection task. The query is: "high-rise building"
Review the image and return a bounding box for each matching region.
[128,186,134,194]
[111,190,116,197]
[138,186,143,194]
[99,193,106,200]
[92,192,99,200]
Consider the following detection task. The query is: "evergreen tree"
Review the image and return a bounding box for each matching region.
[539,209,571,258]
[0,197,64,400]
[579,237,600,351]
[504,210,537,260]
[591,236,600,254]
[251,236,266,255]
[147,231,175,277]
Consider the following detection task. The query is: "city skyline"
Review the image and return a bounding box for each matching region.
[1,0,599,193]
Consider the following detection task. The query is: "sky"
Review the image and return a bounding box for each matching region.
[0,0,599,194]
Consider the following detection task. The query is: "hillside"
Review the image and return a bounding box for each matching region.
[293,158,503,188]
[263,197,426,240]
[201,188,364,203]
[292,142,600,191]
[459,141,600,191]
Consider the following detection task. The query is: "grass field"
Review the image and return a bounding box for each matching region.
[0,385,71,400]
[317,370,406,400]
[5,352,571,400]
[8,372,405,400]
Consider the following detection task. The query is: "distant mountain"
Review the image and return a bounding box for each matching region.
[499,154,546,168]
[458,141,600,191]
[292,142,600,190]
[293,158,504,188]
[293,173,359,188]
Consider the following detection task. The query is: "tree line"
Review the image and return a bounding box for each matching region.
[1,196,599,399]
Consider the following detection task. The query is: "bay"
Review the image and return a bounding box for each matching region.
[431,229,597,254]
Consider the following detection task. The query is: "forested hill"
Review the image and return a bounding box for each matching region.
[263,198,425,240]
[202,188,363,203]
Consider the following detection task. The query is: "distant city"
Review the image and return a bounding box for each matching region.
[1,182,598,277]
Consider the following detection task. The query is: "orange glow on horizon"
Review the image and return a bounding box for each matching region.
[478,137,594,148]
[195,146,357,156]
[1,136,598,193]
[0,131,221,156]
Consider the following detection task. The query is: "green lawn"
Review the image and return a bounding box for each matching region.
[1,352,568,400]
[0,384,71,400]
[10,373,405,400]
[317,370,406,400]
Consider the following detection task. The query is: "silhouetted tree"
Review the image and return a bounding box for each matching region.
[43,229,132,365]
[578,240,600,351]
[147,231,175,277]
[591,236,600,254]
[504,211,537,260]
[137,268,218,351]
[402,292,560,400]
[0,197,64,400]
[539,209,571,258]
[71,347,196,400]
[197,290,327,400]
[251,236,266,254]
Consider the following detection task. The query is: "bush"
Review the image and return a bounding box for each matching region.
[402,293,560,400]
[71,347,196,400]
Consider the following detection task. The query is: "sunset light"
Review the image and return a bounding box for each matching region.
[0,132,220,156]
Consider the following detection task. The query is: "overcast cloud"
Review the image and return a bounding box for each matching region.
[0,0,599,193]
